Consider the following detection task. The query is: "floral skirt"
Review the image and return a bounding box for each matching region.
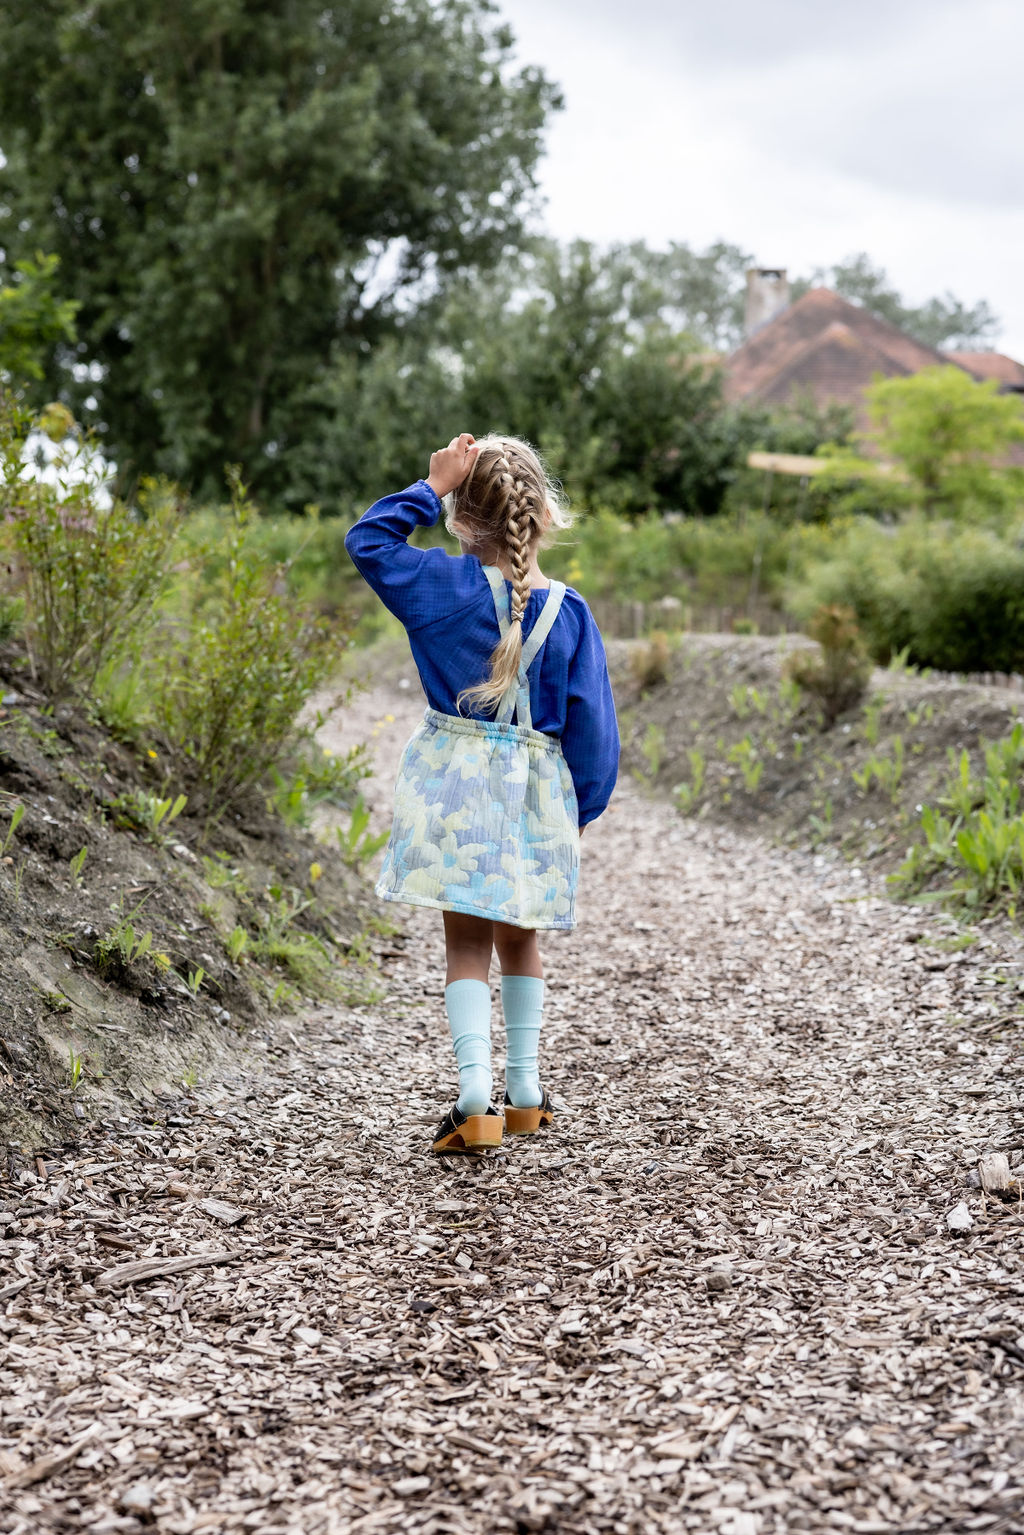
[375,708,579,930]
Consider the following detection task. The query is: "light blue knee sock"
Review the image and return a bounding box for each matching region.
[502,975,544,1108]
[445,979,492,1116]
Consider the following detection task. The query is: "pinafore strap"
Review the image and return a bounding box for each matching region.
[482,566,566,729]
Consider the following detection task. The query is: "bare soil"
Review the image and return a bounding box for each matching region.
[614,633,1024,880]
[2,651,1022,1534]
[0,650,367,1152]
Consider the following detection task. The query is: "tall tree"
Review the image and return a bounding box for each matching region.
[0,0,558,496]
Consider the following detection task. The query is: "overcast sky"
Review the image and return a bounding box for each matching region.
[499,0,1024,356]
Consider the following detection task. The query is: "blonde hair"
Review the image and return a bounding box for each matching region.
[447,435,572,716]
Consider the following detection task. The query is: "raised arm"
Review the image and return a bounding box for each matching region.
[344,435,479,629]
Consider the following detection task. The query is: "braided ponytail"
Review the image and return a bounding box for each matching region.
[452,437,568,717]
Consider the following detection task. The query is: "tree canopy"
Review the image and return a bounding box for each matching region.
[0,0,558,495]
[282,239,750,518]
[865,366,1024,515]
[0,2,1004,516]
[0,253,78,386]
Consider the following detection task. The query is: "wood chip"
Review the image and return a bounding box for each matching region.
[4,1424,101,1489]
[94,1250,241,1290]
[198,1197,247,1225]
[978,1152,1011,1192]
[946,1202,974,1231]
[2,675,1022,1535]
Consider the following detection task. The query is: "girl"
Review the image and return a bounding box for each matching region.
[345,433,618,1153]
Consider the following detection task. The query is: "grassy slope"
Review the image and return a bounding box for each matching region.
[0,650,373,1152]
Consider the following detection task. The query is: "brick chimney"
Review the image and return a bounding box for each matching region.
[745,268,790,336]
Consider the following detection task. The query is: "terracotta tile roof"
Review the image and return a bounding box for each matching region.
[944,351,1024,390]
[724,287,964,409]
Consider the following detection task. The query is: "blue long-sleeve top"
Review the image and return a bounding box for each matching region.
[345,481,619,826]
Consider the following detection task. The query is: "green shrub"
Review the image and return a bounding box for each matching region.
[0,404,183,696]
[180,504,358,615]
[544,506,824,610]
[0,592,23,644]
[269,740,371,829]
[784,604,872,727]
[794,518,1024,673]
[864,366,1024,517]
[153,471,341,822]
[630,632,671,692]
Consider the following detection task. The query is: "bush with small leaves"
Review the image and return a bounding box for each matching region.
[784,605,872,728]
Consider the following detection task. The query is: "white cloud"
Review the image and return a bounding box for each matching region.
[501,0,1024,356]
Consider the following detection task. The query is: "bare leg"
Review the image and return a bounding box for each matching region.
[493,921,543,980]
[443,910,494,984]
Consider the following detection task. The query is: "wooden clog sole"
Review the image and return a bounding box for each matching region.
[431,1114,503,1153]
[503,1101,555,1136]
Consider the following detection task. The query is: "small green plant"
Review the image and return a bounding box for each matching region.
[892,723,1024,917]
[639,722,666,781]
[269,742,372,829]
[106,789,187,841]
[11,860,26,903]
[808,798,834,847]
[927,931,978,952]
[0,592,24,643]
[674,746,706,814]
[94,898,156,975]
[862,693,886,747]
[198,898,226,928]
[784,605,872,729]
[68,1047,83,1091]
[182,1062,199,1089]
[39,988,72,1015]
[729,684,767,720]
[69,846,88,887]
[225,926,248,963]
[852,737,904,802]
[201,853,249,894]
[729,683,752,719]
[335,797,389,871]
[1,801,24,854]
[727,735,763,793]
[906,701,935,729]
[776,677,803,723]
[251,884,334,991]
[185,966,205,997]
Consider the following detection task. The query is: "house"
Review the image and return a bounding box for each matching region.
[945,351,1024,393]
[724,270,1024,421]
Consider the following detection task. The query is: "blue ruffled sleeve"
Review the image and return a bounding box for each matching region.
[344,481,464,630]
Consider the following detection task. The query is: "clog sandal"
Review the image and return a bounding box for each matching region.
[503,1089,555,1136]
[430,1103,503,1154]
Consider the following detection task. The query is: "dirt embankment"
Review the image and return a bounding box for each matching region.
[0,656,369,1154]
[613,632,1024,879]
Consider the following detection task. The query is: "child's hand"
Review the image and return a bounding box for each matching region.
[426,434,479,499]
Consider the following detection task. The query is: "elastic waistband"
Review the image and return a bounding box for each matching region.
[422,706,560,752]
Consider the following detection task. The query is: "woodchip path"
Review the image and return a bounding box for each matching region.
[2,680,1022,1535]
